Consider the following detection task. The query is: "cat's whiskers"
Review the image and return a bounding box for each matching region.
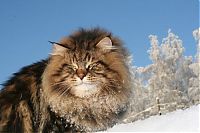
[51,81,67,87]
[53,86,72,99]
[51,84,68,95]
[51,86,65,98]
[58,85,72,97]
[101,79,121,94]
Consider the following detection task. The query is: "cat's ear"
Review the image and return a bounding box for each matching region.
[96,37,115,52]
[51,43,67,56]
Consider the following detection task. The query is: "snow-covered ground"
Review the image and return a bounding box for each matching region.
[104,105,199,132]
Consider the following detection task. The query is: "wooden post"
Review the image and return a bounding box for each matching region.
[156,97,162,115]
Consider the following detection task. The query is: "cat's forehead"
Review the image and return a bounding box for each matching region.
[70,50,98,63]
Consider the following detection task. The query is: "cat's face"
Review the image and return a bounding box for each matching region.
[59,57,103,97]
[62,55,113,97]
[44,29,130,98]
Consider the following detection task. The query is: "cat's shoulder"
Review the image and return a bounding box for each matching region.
[1,59,48,89]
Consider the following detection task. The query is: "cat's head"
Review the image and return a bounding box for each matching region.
[42,28,132,131]
[43,28,131,98]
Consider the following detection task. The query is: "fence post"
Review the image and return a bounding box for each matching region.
[156,97,162,115]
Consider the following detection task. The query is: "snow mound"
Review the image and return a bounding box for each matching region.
[104,105,199,132]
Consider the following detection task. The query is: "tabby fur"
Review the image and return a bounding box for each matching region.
[0,28,132,132]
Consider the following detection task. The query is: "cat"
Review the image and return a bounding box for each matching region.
[0,28,132,133]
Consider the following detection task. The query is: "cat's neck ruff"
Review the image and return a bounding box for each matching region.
[41,71,129,132]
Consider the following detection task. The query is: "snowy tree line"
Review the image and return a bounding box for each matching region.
[123,28,199,123]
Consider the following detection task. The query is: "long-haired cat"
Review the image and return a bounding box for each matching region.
[0,28,132,132]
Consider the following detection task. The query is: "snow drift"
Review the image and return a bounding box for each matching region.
[103,105,199,132]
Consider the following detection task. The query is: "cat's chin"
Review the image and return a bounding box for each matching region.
[70,83,100,98]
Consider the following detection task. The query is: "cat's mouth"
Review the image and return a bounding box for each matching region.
[70,82,100,98]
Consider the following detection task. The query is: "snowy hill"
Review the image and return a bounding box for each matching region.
[103,105,199,132]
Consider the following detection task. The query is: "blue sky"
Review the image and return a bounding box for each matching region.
[0,0,198,86]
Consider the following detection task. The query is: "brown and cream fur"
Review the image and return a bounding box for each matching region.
[0,28,132,132]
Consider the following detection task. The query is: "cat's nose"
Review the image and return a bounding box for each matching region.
[76,68,87,80]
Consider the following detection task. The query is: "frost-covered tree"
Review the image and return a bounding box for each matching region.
[188,28,200,104]
[125,29,199,124]
[147,30,193,113]
[192,28,200,62]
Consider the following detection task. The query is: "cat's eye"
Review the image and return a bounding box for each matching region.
[90,62,105,73]
[62,64,75,72]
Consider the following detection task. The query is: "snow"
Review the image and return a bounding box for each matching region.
[103,105,199,132]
